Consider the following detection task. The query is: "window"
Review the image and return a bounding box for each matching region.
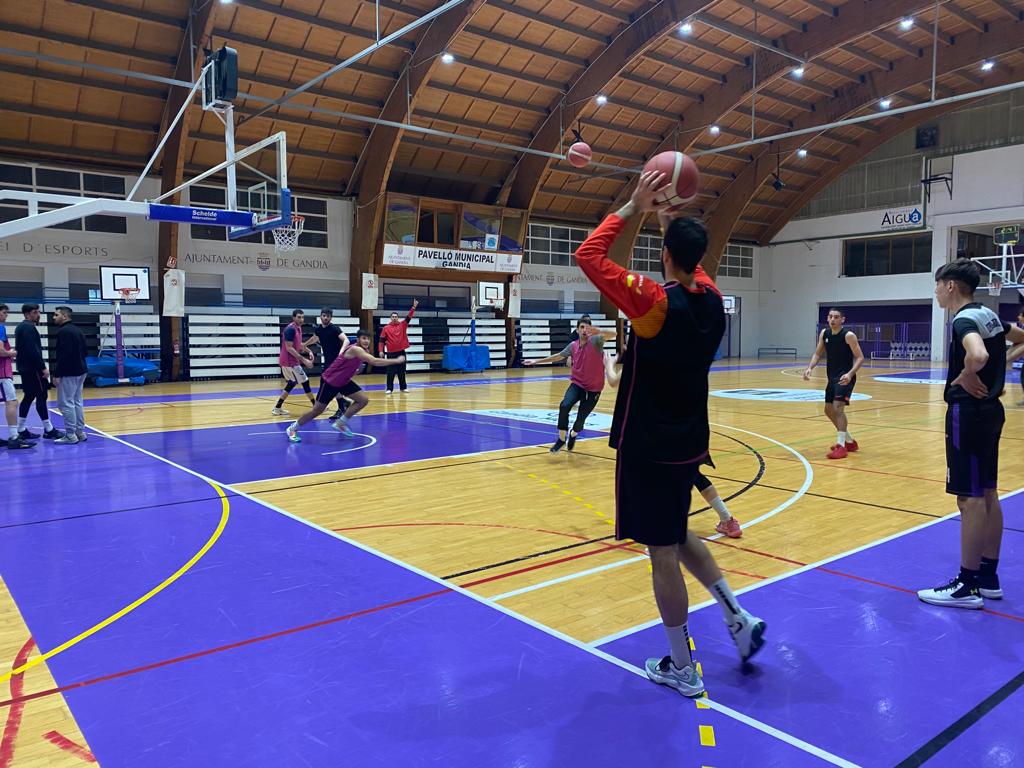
[416,204,456,246]
[460,206,500,250]
[842,232,932,277]
[631,231,662,274]
[187,186,330,248]
[0,162,127,234]
[525,221,591,265]
[719,244,754,279]
[500,210,525,253]
[384,195,417,244]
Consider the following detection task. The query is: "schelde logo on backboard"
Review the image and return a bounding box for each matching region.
[880,207,922,230]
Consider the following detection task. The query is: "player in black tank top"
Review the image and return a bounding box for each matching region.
[803,308,864,460]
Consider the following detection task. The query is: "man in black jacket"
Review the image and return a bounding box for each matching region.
[52,306,89,445]
[14,303,62,440]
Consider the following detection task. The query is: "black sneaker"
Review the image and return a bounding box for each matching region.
[43,429,65,440]
[979,573,1003,600]
[917,576,983,609]
[6,437,35,449]
[328,413,341,423]
[18,429,39,440]
[567,433,577,451]
[549,438,565,454]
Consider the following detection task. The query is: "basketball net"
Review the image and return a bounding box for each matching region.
[117,287,140,304]
[989,273,1003,297]
[272,214,304,252]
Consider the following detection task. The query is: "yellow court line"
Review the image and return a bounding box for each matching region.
[0,482,230,683]
[699,724,717,747]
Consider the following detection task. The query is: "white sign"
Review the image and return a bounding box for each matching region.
[518,262,592,287]
[711,388,872,402]
[722,295,736,314]
[880,206,923,231]
[382,243,522,273]
[470,408,613,431]
[362,273,378,310]
[163,268,185,317]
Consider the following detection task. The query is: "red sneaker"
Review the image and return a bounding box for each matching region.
[715,517,743,538]
[846,439,859,452]
[827,444,848,460]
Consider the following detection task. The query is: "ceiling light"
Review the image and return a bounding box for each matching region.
[679,21,693,35]
[797,148,808,158]
[791,66,805,78]
[709,124,720,136]
[899,17,913,30]
[981,60,995,71]
[879,98,892,110]
[440,52,455,64]
[595,94,608,106]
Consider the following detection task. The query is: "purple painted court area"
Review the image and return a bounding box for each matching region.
[119,410,606,484]
[1,432,827,766]
[602,491,1024,768]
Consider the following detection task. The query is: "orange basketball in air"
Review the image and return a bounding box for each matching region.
[642,151,700,210]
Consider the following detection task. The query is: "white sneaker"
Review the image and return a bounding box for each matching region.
[917,577,983,609]
[54,435,79,445]
[272,407,290,416]
[385,391,393,397]
[728,611,767,662]
[645,656,705,697]
[286,425,301,443]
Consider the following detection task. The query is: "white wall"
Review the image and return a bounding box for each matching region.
[764,142,1024,360]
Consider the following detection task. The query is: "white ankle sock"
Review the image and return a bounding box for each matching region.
[845,431,854,441]
[836,431,846,447]
[709,578,743,620]
[664,623,693,669]
[709,495,730,523]
[43,419,53,431]
[17,417,26,430]
[8,426,17,440]
[288,421,299,432]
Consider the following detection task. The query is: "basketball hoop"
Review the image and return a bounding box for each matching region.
[271,214,305,252]
[117,287,140,304]
[988,274,1003,297]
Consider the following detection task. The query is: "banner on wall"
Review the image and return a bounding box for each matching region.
[163,269,185,317]
[362,273,378,310]
[381,243,522,273]
[506,281,521,318]
[879,206,923,231]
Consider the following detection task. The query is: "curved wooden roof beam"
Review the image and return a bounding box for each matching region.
[756,68,1021,244]
[500,0,719,212]
[597,0,957,272]
[346,0,485,322]
[701,19,1023,267]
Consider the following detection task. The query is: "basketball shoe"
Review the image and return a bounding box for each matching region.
[644,656,705,697]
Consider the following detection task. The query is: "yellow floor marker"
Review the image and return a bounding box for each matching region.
[699,725,716,747]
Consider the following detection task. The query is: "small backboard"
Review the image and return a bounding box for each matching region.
[100,266,151,301]
[478,281,505,310]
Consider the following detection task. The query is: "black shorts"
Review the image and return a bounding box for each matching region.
[316,380,360,406]
[825,375,856,404]
[945,401,1003,497]
[615,452,699,546]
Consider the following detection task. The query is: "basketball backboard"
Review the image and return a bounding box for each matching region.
[100,266,151,301]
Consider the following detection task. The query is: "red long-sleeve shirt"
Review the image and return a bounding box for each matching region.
[574,213,720,338]
[378,307,415,354]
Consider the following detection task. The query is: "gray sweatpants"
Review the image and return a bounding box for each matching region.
[57,374,87,435]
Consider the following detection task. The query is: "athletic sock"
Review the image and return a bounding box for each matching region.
[275,397,286,409]
[836,431,846,447]
[17,417,26,431]
[980,557,999,577]
[845,431,855,441]
[664,623,694,670]
[709,495,731,523]
[959,566,980,588]
[709,578,744,620]
[558,429,567,440]
[8,426,17,440]
[287,420,299,433]
[42,419,53,431]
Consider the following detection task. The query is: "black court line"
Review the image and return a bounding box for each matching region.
[0,493,233,530]
[442,434,766,580]
[894,668,1024,768]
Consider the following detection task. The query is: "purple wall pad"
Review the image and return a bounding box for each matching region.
[601,493,1024,767]
[1,441,829,767]
[117,410,606,485]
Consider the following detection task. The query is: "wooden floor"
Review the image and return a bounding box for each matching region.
[3,359,1022,765]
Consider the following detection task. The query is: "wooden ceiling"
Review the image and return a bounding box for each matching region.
[1,0,1021,244]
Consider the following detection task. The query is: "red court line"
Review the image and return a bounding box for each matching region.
[459,542,639,588]
[43,731,96,763]
[0,639,35,768]
[337,521,597,542]
[0,590,450,711]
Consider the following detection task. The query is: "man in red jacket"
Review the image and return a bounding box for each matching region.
[378,299,418,395]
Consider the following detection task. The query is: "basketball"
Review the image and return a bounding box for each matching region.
[642,151,700,210]
[567,141,592,168]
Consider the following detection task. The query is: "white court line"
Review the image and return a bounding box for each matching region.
[83,423,858,768]
[321,433,378,456]
[487,422,814,602]
[589,485,1024,648]
[244,427,379,455]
